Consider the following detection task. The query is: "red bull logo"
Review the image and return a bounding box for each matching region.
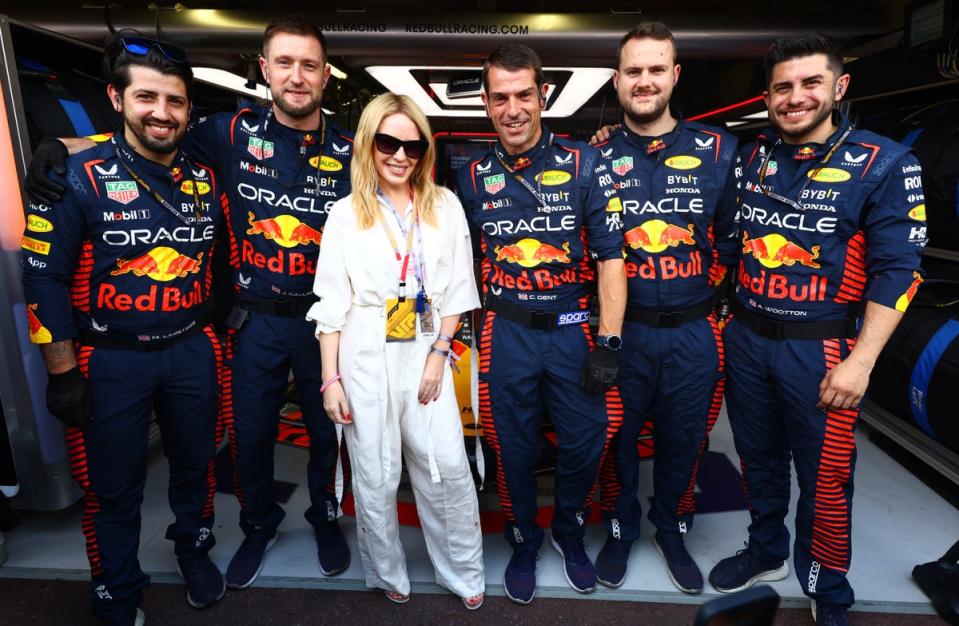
[246,212,323,248]
[26,303,53,344]
[494,239,571,267]
[741,231,821,269]
[794,146,816,161]
[110,247,204,281]
[623,220,695,253]
[646,140,665,155]
[512,156,532,170]
[895,271,923,312]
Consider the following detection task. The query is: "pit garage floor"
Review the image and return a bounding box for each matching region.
[1,405,956,619]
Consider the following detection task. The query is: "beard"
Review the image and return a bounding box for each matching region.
[126,115,183,155]
[621,90,671,126]
[272,87,323,120]
[775,102,834,142]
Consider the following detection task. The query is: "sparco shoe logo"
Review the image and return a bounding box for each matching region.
[513,527,524,543]
[678,521,687,534]
[611,519,621,540]
[575,510,585,527]
[195,527,210,547]
[327,502,336,520]
[95,584,113,600]
[808,560,820,593]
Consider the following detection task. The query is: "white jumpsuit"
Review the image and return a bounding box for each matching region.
[307,188,484,597]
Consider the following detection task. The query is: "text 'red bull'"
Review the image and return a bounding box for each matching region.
[739,262,829,302]
[489,265,579,291]
[626,250,704,280]
[241,240,316,276]
[96,281,204,312]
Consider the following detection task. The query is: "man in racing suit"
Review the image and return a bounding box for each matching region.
[456,43,627,604]
[21,36,225,625]
[181,16,352,588]
[592,22,739,594]
[24,15,352,589]
[708,34,926,626]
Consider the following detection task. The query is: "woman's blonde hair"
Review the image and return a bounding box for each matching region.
[350,93,440,229]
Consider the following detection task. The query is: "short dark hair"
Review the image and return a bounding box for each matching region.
[482,43,545,96]
[617,21,677,67]
[763,33,843,84]
[102,32,194,101]
[263,15,328,65]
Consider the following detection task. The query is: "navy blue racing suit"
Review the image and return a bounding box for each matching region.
[185,107,352,540]
[20,134,223,624]
[456,127,624,552]
[724,120,926,606]
[595,121,739,543]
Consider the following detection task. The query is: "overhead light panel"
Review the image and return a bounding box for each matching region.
[194,67,271,100]
[367,65,613,118]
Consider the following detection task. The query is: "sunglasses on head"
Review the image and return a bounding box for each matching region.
[374,133,429,160]
[119,35,189,65]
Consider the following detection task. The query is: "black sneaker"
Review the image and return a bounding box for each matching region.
[653,532,703,594]
[177,555,226,609]
[550,535,597,593]
[315,520,350,576]
[595,537,633,588]
[812,600,849,626]
[504,547,538,604]
[225,533,277,589]
[708,543,789,593]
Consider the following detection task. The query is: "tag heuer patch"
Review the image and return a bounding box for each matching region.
[484,173,505,195]
[105,181,139,204]
[612,156,633,176]
[247,137,274,160]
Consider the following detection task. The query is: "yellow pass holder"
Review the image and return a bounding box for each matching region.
[386,298,416,342]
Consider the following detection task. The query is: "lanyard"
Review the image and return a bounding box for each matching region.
[494,132,555,210]
[113,138,202,225]
[756,126,853,212]
[376,191,419,300]
[262,107,327,195]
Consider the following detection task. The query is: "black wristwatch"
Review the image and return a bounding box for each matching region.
[596,334,623,351]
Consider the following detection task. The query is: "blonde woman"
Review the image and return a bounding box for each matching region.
[307,93,485,608]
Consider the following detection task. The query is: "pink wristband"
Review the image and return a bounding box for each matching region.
[320,374,341,393]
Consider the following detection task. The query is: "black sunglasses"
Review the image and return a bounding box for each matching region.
[119,35,189,64]
[374,133,429,160]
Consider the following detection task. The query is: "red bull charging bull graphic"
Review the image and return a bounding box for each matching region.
[493,239,571,267]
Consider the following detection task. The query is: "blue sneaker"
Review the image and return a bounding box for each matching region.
[315,520,350,576]
[595,537,632,588]
[653,532,703,594]
[550,535,597,593]
[504,548,538,604]
[177,555,226,609]
[708,543,789,593]
[226,533,277,589]
[812,600,849,626]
